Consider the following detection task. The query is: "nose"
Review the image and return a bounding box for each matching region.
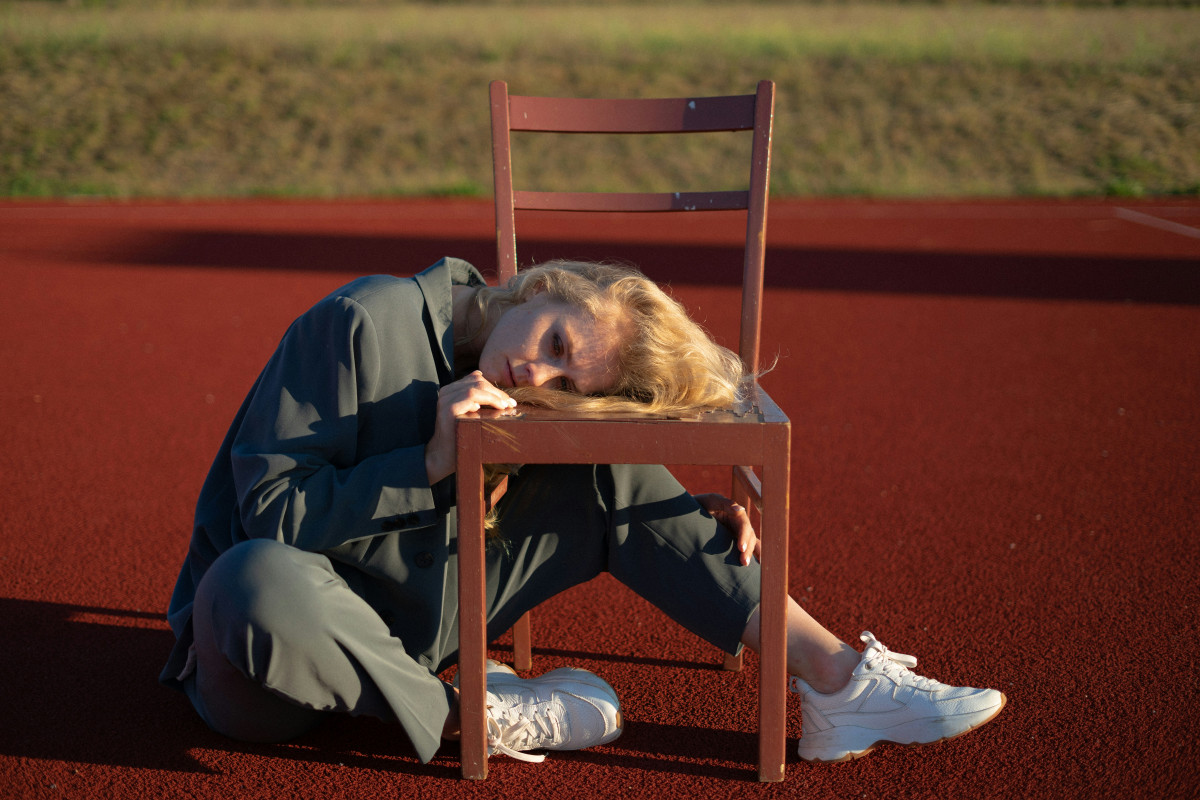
[522,360,561,388]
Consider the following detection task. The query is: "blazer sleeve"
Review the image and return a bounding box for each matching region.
[227,287,443,552]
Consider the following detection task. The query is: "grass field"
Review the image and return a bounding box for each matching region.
[2,1,1198,198]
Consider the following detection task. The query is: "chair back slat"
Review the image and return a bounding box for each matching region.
[508,94,757,134]
[491,79,774,373]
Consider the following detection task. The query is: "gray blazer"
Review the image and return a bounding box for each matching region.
[161,258,486,687]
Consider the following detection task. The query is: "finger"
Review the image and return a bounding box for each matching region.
[727,504,759,565]
[694,493,733,515]
[693,494,759,564]
[442,378,515,410]
[736,526,758,565]
[469,384,518,410]
[459,373,517,408]
[707,499,752,558]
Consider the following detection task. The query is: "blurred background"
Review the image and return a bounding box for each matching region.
[2,0,1197,201]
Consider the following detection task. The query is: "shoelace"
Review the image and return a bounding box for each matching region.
[786,631,943,695]
[485,702,560,763]
[860,631,941,690]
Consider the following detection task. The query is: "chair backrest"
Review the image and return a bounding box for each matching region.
[489,79,774,375]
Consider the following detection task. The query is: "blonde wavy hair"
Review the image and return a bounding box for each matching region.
[460,260,747,414]
[457,260,749,536]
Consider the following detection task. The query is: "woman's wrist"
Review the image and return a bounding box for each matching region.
[425,445,452,486]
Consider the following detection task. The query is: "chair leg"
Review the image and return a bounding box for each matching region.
[456,429,489,780]
[512,612,532,671]
[724,475,753,673]
[757,430,790,782]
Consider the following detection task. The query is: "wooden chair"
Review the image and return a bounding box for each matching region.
[456,80,790,782]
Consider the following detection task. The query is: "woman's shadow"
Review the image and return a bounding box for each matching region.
[0,597,464,777]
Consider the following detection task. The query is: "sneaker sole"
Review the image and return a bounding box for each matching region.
[798,692,1007,763]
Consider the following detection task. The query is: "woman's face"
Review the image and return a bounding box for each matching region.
[477,293,626,395]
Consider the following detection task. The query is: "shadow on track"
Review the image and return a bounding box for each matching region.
[90,229,1200,305]
[0,598,455,777]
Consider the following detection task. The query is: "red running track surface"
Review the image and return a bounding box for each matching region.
[1,198,1198,799]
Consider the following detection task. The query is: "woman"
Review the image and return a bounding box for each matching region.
[161,257,1004,767]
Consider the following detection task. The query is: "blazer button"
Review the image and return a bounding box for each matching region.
[415,551,435,569]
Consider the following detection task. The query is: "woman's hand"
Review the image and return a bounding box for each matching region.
[424,371,517,485]
[694,493,759,566]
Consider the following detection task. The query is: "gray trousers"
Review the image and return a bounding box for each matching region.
[185,464,761,762]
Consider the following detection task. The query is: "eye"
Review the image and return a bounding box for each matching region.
[550,332,573,392]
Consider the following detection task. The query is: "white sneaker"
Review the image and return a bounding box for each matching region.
[453,658,521,686]
[790,631,1006,762]
[476,665,623,763]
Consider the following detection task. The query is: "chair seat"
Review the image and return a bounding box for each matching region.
[456,386,787,466]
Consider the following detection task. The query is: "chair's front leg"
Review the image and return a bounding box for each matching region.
[758,427,791,782]
[456,419,489,779]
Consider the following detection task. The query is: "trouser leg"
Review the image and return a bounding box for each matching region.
[601,463,762,654]
[487,463,761,660]
[183,465,760,759]
[187,538,452,762]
